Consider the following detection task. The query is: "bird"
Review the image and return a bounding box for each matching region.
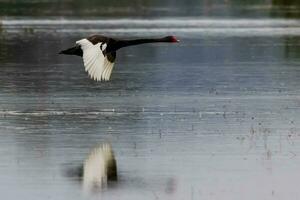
[59,35,179,81]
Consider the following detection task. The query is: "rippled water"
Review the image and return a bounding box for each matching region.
[2,18,300,37]
[0,17,300,200]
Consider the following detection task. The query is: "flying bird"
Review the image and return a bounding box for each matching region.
[59,35,179,81]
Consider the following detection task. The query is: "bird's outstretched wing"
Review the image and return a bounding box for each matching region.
[76,39,115,82]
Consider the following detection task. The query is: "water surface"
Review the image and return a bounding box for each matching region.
[0,18,300,200]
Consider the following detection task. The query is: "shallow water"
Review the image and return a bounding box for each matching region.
[0,17,300,200]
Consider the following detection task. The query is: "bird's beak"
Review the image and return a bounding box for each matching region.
[170,36,180,43]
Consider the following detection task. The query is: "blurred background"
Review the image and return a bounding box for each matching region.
[0,0,299,18]
[0,1,300,200]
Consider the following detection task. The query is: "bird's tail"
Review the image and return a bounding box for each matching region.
[59,45,83,57]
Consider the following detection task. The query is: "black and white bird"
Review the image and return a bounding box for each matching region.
[59,35,179,81]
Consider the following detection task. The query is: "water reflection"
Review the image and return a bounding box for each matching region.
[272,0,300,18]
[64,143,117,193]
[83,143,117,192]
[283,36,300,59]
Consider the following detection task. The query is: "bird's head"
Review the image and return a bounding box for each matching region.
[164,36,180,43]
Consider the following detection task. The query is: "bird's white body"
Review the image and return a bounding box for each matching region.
[76,39,114,81]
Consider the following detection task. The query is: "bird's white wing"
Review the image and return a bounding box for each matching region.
[101,59,115,81]
[82,42,105,81]
[76,39,115,82]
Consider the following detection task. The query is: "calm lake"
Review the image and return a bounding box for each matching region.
[0,1,300,200]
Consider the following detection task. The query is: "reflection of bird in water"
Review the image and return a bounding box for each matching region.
[64,143,117,191]
[59,35,179,81]
[83,143,117,191]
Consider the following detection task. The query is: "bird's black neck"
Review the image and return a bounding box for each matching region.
[112,37,170,51]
